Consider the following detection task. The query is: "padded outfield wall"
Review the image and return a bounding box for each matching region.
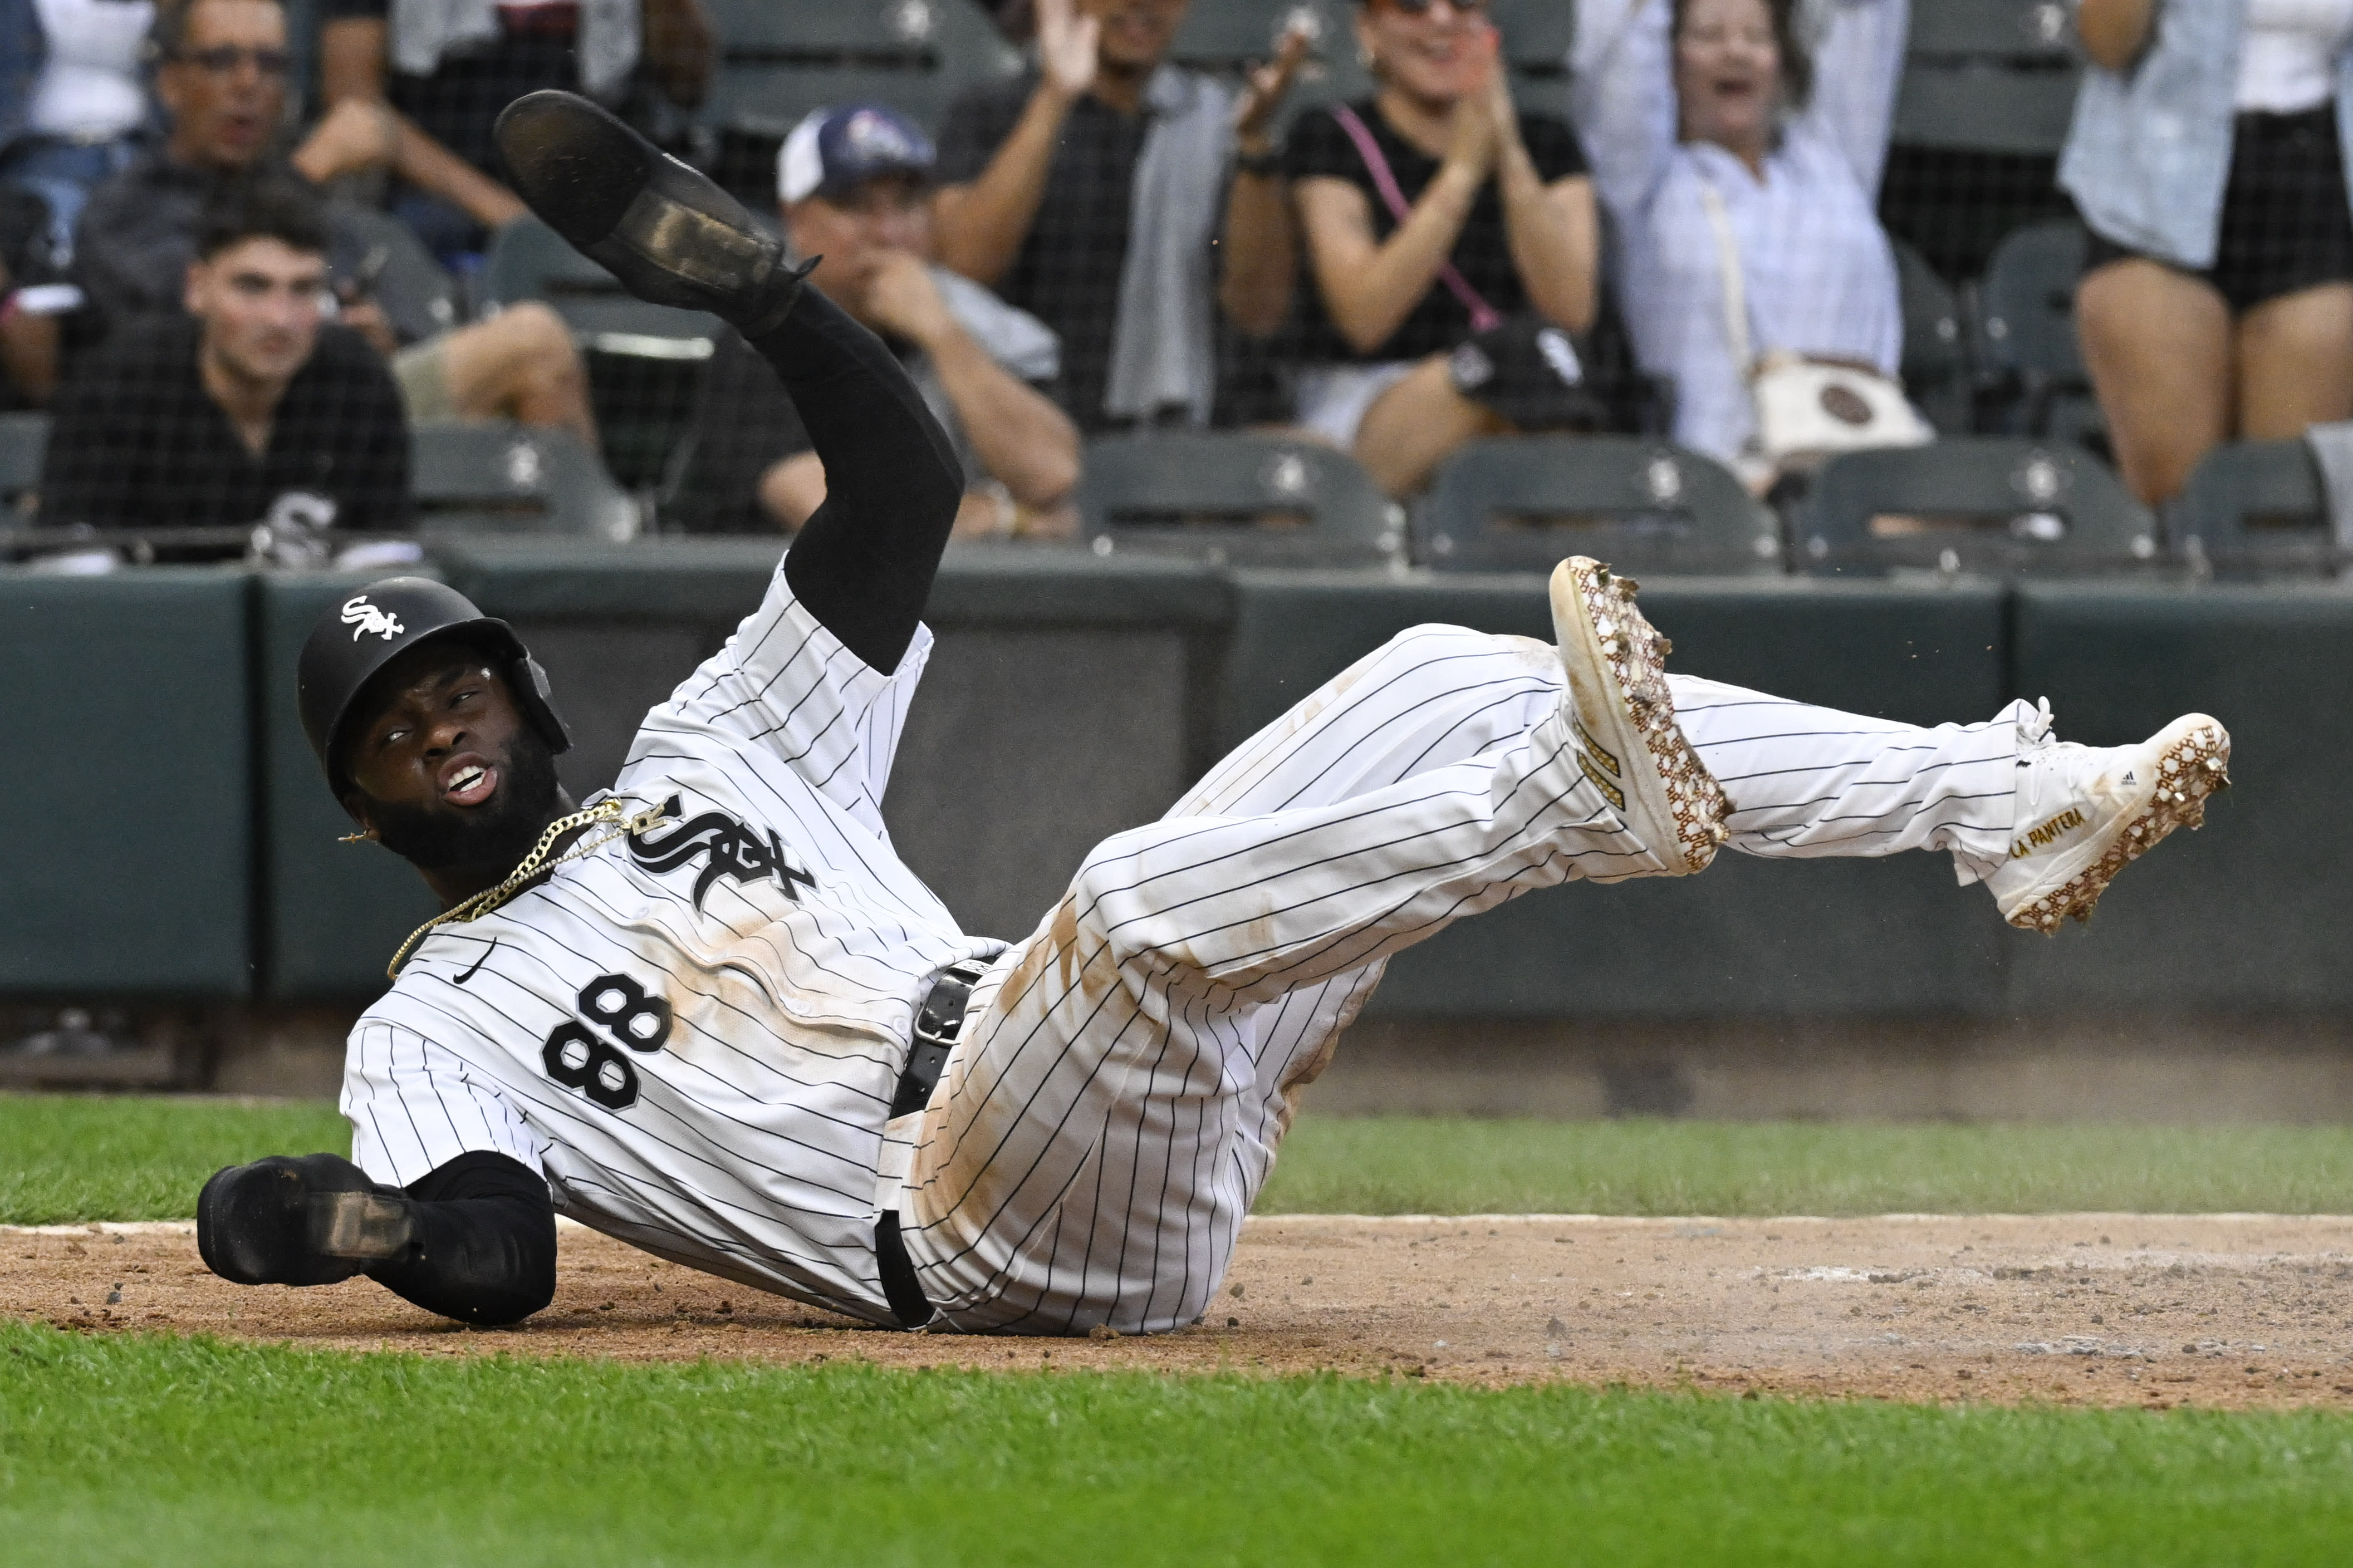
[0,547,2338,1025]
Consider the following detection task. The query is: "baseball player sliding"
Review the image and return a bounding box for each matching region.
[198,92,2231,1336]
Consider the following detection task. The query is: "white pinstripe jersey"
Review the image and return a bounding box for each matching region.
[341,562,1002,1323]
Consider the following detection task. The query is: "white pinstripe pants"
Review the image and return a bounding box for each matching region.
[899,625,2030,1334]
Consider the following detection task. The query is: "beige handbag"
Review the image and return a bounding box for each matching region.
[1697,184,1931,479]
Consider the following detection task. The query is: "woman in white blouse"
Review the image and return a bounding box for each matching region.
[2067,0,2353,505]
[1571,0,1908,481]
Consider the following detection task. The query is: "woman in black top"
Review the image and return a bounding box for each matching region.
[1252,0,1600,495]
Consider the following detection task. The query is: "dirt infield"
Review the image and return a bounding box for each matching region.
[11,1215,2352,1409]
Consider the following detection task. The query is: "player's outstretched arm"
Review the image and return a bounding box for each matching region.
[756,284,963,674]
[198,1150,556,1326]
[492,91,962,675]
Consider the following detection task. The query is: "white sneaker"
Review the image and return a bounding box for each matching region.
[1988,704,2231,933]
[1548,557,1731,874]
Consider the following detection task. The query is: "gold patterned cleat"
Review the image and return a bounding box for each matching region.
[1989,711,2231,934]
[1547,556,1731,874]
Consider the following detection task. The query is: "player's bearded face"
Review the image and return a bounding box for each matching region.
[363,725,562,874]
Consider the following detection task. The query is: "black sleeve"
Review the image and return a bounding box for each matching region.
[934,78,1030,187]
[1281,104,1371,187]
[37,340,141,528]
[754,282,963,674]
[366,1150,557,1326]
[1521,112,1590,183]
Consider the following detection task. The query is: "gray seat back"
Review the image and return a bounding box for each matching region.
[0,412,47,514]
[2173,439,2337,576]
[482,216,720,353]
[702,0,1021,136]
[1894,238,1970,434]
[410,422,639,541]
[1165,0,1374,122]
[1798,438,2159,577]
[1077,432,1398,566]
[1419,437,1781,575]
[1894,0,2081,156]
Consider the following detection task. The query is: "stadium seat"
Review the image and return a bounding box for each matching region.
[1893,0,2081,156]
[1975,217,2104,448]
[1165,0,1375,121]
[409,422,640,542]
[1894,239,1970,436]
[1905,0,2076,59]
[0,412,47,513]
[1796,438,2158,577]
[1417,437,1780,576]
[2171,439,2339,576]
[483,215,720,348]
[1489,0,1577,117]
[702,0,1021,137]
[1076,432,1399,566]
[482,217,718,493]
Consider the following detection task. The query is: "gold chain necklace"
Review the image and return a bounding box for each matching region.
[385,795,669,980]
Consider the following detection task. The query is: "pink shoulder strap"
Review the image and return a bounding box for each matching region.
[1329,104,1504,336]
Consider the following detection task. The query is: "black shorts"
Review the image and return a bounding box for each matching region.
[2083,105,2353,314]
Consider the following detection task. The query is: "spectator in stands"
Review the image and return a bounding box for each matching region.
[2067,0,2353,506]
[315,0,713,260]
[0,0,155,264]
[1571,0,1910,483]
[75,0,596,446]
[933,0,1298,433]
[675,103,1080,539]
[1251,0,1601,497]
[40,175,409,543]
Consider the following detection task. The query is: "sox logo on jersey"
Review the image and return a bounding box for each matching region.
[626,794,816,911]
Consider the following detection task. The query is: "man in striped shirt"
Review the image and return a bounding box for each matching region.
[195,94,2230,1335]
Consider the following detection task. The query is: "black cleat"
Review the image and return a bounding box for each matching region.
[197,1153,415,1286]
[493,90,813,336]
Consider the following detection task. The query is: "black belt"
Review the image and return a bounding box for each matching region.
[875,960,984,1328]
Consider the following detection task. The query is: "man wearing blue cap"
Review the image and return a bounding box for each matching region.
[673,102,1081,539]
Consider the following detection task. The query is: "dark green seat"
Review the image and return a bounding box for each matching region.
[0,412,47,511]
[702,0,1020,137]
[483,214,720,347]
[1418,437,1781,575]
[1894,238,1971,435]
[1077,432,1399,567]
[1165,0,1374,120]
[481,216,718,491]
[1976,217,2103,445]
[2171,439,2335,576]
[1906,0,2077,58]
[1797,438,2158,577]
[1893,63,2081,156]
[410,422,639,540]
[1895,2,2080,157]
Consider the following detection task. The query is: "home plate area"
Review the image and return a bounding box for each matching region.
[11,1215,2352,1409]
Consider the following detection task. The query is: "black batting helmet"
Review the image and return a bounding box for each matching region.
[297,577,571,798]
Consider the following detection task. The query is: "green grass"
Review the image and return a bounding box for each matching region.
[1256,1118,2353,1216]
[0,1094,347,1225]
[1,1323,2347,1566]
[8,1096,2353,1224]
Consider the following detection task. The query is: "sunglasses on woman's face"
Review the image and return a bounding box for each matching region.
[1381,0,1491,16]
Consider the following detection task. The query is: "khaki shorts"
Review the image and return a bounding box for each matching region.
[391,335,455,422]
